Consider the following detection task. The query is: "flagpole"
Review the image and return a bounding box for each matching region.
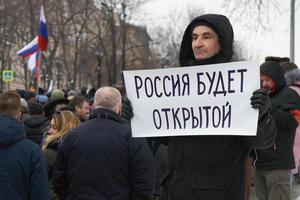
[36,5,47,95]
[36,51,40,96]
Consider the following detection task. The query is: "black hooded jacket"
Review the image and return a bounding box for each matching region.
[164,14,277,200]
[255,61,300,170]
[52,108,155,200]
[24,115,50,146]
[179,14,233,67]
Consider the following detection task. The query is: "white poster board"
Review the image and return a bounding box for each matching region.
[123,61,260,137]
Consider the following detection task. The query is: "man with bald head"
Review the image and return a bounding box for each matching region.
[52,86,155,200]
[93,86,122,113]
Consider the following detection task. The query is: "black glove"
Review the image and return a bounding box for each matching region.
[121,97,133,123]
[250,89,271,119]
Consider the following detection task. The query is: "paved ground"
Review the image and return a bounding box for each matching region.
[250,184,300,200]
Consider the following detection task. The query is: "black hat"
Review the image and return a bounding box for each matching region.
[44,98,69,119]
[25,92,36,101]
[28,102,43,115]
[260,61,286,93]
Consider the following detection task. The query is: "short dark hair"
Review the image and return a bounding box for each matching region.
[69,96,88,112]
[28,102,43,115]
[0,91,21,117]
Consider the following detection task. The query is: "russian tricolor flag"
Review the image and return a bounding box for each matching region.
[28,52,38,73]
[17,37,38,58]
[38,6,48,51]
[17,6,48,58]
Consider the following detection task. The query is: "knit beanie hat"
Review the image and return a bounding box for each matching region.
[28,102,43,115]
[67,90,77,97]
[50,89,65,101]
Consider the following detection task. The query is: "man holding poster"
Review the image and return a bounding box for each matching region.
[165,14,277,200]
[124,14,277,200]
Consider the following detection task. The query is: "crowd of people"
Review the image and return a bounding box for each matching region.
[0,13,300,200]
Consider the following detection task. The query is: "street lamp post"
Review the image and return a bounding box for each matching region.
[43,73,46,89]
[45,74,49,89]
[89,44,103,88]
[95,49,103,88]
[121,1,126,71]
[96,66,101,88]
[101,2,116,85]
[290,0,295,62]
[55,60,63,89]
[57,69,61,89]
[71,80,75,89]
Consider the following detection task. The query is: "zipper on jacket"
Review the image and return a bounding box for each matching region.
[253,149,258,169]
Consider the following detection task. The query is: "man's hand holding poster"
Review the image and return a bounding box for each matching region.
[123,61,259,137]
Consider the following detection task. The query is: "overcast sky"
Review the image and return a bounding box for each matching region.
[135,0,300,64]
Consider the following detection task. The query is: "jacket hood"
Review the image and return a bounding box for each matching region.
[179,14,234,66]
[285,68,300,86]
[260,61,286,93]
[0,114,26,146]
[90,108,121,123]
[24,115,49,128]
[260,62,300,111]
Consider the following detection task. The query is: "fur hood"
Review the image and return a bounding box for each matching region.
[285,68,300,86]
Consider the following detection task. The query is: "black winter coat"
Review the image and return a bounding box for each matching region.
[163,14,277,200]
[0,114,49,200]
[43,139,60,200]
[52,108,155,200]
[255,61,300,170]
[24,115,50,146]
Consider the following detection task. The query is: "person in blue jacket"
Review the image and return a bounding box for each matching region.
[0,91,49,200]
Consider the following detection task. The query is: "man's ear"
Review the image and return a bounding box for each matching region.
[15,111,21,121]
[75,105,81,111]
[117,104,123,116]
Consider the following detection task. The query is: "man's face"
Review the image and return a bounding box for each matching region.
[260,74,276,93]
[75,101,90,121]
[27,97,36,104]
[192,25,220,60]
